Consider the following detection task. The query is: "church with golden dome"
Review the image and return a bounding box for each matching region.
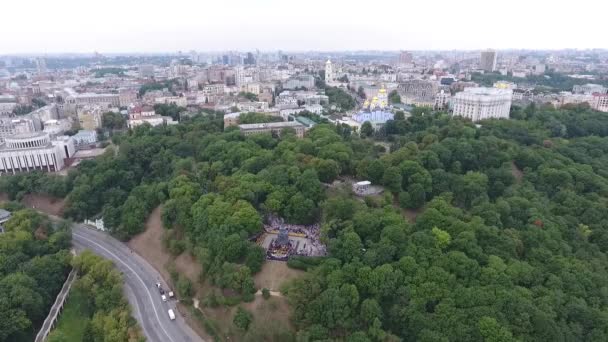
[362,86,389,112]
[353,85,394,126]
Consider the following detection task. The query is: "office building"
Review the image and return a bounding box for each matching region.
[239,121,306,138]
[399,51,413,65]
[592,94,608,112]
[283,75,315,90]
[0,132,73,173]
[138,64,155,78]
[398,80,439,101]
[452,87,512,121]
[480,50,497,72]
[573,84,607,95]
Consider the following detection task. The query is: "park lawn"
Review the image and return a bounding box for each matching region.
[48,287,91,341]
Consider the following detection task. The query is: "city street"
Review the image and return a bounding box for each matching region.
[72,225,203,342]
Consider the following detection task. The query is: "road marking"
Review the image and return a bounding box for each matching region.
[73,232,176,342]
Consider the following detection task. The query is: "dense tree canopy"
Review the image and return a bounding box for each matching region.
[0,208,71,342]
[5,103,608,340]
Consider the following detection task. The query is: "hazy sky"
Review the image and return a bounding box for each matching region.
[2,0,606,54]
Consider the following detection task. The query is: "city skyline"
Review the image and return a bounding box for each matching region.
[2,0,607,54]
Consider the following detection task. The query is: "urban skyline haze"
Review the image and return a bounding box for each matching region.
[2,0,607,54]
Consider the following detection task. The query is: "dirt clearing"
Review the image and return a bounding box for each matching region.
[254,260,304,291]
[22,194,65,216]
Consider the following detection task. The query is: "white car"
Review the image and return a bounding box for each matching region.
[161,294,167,302]
[168,309,176,320]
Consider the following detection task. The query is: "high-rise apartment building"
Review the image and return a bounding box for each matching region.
[480,50,497,72]
[399,51,413,65]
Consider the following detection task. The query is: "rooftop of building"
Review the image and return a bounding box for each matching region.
[0,209,11,220]
[295,116,316,127]
[460,87,513,96]
[8,131,48,140]
[239,121,303,130]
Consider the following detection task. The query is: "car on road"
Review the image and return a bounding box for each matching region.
[161,294,167,302]
[168,309,176,320]
[168,291,174,299]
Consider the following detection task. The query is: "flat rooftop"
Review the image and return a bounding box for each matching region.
[239,121,304,130]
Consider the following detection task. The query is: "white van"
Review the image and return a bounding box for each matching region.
[168,309,176,320]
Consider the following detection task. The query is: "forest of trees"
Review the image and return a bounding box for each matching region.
[4,102,608,340]
[471,71,608,92]
[47,251,144,342]
[0,207,72,342]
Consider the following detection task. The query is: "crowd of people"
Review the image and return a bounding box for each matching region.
[264,215,321,239]
[261,214,327,258]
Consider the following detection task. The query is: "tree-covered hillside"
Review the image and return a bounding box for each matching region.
[3,104,608,340]
[0,207,72,342]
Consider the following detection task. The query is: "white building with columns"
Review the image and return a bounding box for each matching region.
[452,87,512,121]
[0,132,71,174]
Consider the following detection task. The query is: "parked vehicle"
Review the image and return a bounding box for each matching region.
[168,309,176,320]
[168,291,175,299]
[161,294,167,302]
[159,287,165,295]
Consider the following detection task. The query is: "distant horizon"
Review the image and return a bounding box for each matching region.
[2,47,608,58]
[2,0,606,55]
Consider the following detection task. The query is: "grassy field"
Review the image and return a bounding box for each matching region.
[47,287,91,341]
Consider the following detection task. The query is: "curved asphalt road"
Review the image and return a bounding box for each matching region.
[72,224,203,342]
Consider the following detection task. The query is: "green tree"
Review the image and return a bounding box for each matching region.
[233,307,253,331]
[361,121,374,138]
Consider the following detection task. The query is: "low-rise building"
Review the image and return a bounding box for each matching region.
[72,130,98,147]
[239,121,306,138]
[236,101,269,112]
[283,75,315,90]
[573,83,607,95]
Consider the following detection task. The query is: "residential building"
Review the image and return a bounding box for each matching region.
[398,79,438,101]
[573,84,607,95]
[434,90,451,110]
[127,106,176,128]
[480,50,497,72]
[452,87,512,121]
[399,51,413,65]
[66,92,120,107]
[283,75,315,90]
[138,64,155,78]
[77,106,103,130]
[72,130,98,147]
[592,94,608,112]
[223,113,241,127]
[236,101,269,112]
[239,121,306,138]
[155,96,187,107]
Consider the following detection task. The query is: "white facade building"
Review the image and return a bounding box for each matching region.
[0,132,67,173]
[452,87,512,121]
